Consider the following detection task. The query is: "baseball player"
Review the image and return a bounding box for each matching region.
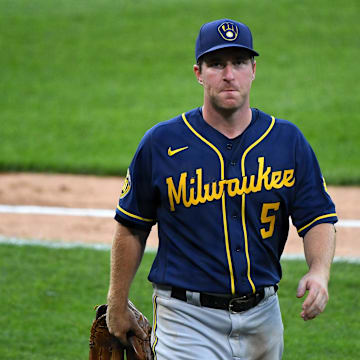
[106,19,337,359]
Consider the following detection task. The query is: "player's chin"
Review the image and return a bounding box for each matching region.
[218,99,242,111]
[220,94,243,106]
[211,95,243,112]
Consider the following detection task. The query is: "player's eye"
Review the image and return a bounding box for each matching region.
[234,58,247,65]
[206,59,224,68]
[209,62,223,68]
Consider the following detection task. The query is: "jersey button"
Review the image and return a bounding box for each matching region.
[235,247,241,252]
[232,214,238,219]
[226,143,233,150]
[230,161,236,166]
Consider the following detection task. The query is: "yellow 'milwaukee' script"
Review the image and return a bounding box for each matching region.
[166,157,295,211]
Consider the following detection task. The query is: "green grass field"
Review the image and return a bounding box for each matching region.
[0,243,359,359]
[1,0,359,183]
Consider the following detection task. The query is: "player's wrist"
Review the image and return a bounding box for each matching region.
[307,264,331,279]
[107,290,129,312]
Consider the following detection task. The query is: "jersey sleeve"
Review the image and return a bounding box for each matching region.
[290,130,337,237]
[115,130,157,231]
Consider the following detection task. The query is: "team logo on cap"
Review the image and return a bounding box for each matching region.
[218,22,238,41]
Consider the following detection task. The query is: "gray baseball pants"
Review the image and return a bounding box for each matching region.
[151,285,283,360]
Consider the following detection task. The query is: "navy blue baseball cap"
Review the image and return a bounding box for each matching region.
[195,19,259,61]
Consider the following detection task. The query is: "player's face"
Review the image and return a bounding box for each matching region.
[194,48,256,113]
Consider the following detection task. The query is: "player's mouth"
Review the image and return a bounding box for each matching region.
[221,89,239,96]
[221,88,238,93]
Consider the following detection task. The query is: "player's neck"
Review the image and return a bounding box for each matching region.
[202,104,252,139]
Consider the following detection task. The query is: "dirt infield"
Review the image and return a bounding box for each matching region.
[0,172,359,256]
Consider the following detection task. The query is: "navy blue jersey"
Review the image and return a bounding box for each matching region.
[115,108,337,295]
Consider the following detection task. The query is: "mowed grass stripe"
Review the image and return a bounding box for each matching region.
[1,236,360,263]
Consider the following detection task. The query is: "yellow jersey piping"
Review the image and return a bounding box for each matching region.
[182,112,236,294]
[152,295,158,359]
[117,205,154,222]
[240,115,276,293]
[298,213,337,234]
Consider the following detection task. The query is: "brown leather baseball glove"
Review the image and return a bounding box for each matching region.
[89,300,153,360]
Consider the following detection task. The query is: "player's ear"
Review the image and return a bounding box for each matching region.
[251,61,256,80]
[193,64,203,85]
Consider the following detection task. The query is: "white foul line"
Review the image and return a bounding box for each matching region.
[0,205,114,218]
[0,204,359,228]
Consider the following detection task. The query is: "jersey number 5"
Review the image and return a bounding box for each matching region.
[260,202,280,239]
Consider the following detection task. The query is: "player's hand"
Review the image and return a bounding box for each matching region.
[106,302,147,346]
[296,272,329,321]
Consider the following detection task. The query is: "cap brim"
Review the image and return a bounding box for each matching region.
[196,44,259,61]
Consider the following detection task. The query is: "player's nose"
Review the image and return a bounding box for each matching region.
[223,63,235,81]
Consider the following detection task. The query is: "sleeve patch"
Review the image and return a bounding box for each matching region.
[120,168,131,199]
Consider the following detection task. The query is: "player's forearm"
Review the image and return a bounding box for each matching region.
[303,223,336,279]
[107,222,149,310]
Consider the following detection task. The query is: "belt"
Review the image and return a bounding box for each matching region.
[170,285,278,313]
